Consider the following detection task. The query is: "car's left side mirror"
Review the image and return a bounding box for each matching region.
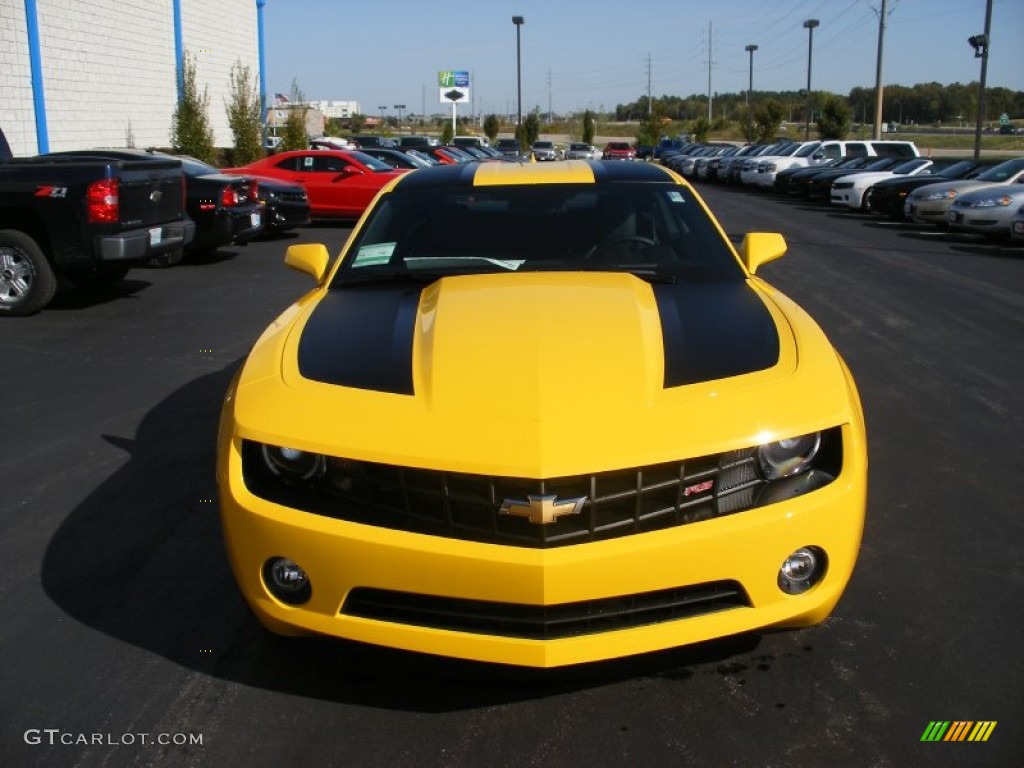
[285,243,330,284]
[740,232,787,274]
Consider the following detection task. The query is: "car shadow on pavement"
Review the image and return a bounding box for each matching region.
[47,277,152,310]
[41,362,764,712]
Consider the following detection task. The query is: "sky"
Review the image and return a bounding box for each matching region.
[262,0,1023,118]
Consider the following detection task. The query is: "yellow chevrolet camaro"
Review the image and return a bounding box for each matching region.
[217,160,867,668]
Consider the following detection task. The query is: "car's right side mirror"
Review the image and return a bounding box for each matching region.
[285,243,330,284]
[740,233,787,274]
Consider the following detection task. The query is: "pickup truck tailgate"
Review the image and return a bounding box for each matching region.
[117,159,186,227]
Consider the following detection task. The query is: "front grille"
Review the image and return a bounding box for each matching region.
[242,429,841,548]
[342,581,750,639]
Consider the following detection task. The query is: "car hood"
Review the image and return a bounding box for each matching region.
[838,171,897,185]
[911,179,1006,198]
[951,186,1024,204]
[229,272,854,477]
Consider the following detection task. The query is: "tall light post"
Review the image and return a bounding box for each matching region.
[377,105,386,131]
[512,15,525,148]
[393,104,405,135]
[745,44,758,107]
[803,19,819,140]
[969,0,994,161]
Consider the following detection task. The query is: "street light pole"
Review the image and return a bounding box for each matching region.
[393,104,405,135]
[745,44,758,108]
[803,19,819,141]
[377,106,386,132]
[970,0,994,161]
[512,15,525,148]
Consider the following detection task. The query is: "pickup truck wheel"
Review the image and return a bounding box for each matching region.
[0,230,57,316]
[63,264,131,289]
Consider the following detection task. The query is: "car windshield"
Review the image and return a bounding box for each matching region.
[333,182,744,286]
[977,158,1024,182]
[176,156,218,176]
[795,142,822,157]
[347,151,398,173]
[889,158,928,174]
[934,160,977,178]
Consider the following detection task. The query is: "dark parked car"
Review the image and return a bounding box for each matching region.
[355,148,433,170]
[251,176,310,233]
[806,157,902,201]
[865,160,990,219]
[47,149,262,257]
[495,138,522,157]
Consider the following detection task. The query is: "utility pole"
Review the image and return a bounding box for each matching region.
[971,0,994,160]
[547,69,553,124]
[707,21,713,122]
[872,0,889,139]
[646,54,652,117]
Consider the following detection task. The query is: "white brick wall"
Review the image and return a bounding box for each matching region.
[181,0,259,147]
[1,0,259,155]
[0,1,37,156]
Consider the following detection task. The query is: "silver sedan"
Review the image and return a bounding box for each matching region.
[948,186,1024,238]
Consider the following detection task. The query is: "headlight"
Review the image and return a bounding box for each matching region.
[970,195,1013,208]
[260,445,326,481]
[924,189,957,201]
[758,432,822,479]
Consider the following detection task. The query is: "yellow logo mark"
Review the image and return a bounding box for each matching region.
[499,494,585,525]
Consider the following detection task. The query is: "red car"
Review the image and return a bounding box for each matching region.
[603,141,637,161]
[223,150,406,219]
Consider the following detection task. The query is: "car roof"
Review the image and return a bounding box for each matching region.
[390,158,674,191]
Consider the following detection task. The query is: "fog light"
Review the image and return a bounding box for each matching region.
[263,557,312,604]
[778,547,826,594]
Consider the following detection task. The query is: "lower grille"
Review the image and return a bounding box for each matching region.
[342,581,750,639]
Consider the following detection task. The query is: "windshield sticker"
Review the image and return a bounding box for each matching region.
[667,191,685,203]
[354,243,396,266]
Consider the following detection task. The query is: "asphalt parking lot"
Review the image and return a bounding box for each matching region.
[2,191,1021,768]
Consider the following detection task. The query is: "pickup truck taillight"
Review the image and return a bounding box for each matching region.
[87,178,119,223]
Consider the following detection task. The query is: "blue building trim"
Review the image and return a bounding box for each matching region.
[173,0,184,101]
[24,0,49,153]
[257,0,268,123]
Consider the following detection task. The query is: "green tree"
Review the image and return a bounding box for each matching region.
[171,52,215,163]
[582,110,596,144]
[225,60,263,165]
[753,99,786,142]
[281,79,308,151]
[636,106,662,147]
[483,114,500,142]
[441,120,455,144]
[817,94,852,139]
[520,110,541,148]
[690,115,710,143]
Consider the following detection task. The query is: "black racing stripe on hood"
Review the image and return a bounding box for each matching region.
[653,282,780,387]
[298,286,422,394]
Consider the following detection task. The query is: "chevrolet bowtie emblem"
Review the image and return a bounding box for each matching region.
[499,494,586,525]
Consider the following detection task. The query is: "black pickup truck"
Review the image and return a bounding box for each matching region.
[0,127,194,316]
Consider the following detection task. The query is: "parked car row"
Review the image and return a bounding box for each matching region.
[663,138,1024,242]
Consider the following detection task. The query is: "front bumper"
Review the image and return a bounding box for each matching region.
[219,425,867,667]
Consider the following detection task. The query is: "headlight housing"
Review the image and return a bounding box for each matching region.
[758,432,822,480]
[260,445,326,481]
[968,195,1013,208]
[924,189,957,201]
